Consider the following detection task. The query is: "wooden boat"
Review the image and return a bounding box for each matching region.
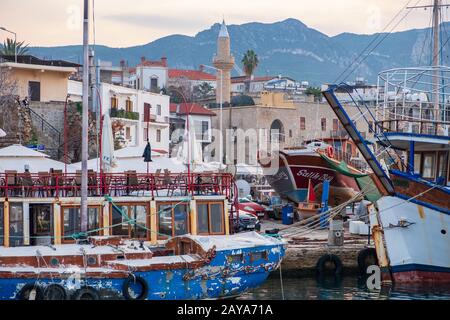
[0,232,285,300]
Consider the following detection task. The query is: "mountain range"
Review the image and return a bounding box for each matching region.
[28,18,449,85]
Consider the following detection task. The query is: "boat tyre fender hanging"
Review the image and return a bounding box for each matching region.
[123,275,148,300]
[316,254,343,277]
[18,283,44,300]
[357,248,378,275]
[44,284,67,300]
[72,287,100,300]
[326,146,334,158]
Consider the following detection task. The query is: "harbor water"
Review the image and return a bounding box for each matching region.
[239,276,450,300]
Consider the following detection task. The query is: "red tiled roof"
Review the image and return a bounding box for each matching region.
[137,57,167,68]
[169,69,216,81]
[231,76,275,83]
[170,103,216,116]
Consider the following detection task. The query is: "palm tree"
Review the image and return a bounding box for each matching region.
[241,50,259,78]
[0,38,30,56]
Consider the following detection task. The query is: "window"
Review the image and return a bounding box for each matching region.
[333,119,339,132]
[126,127,131,140]
[156,129,161,142]
[437,152,448,180]
[289,129,292,138]
[414,153,421,174]
[422,153,436,179]
[250,251,268,262]
[227,254,243,263]
[111,204,149,239]
[202,121,209,140]
[321,118,326,131]
[126,99,133,112]
[196,202,225,235]
[9,203,23,247]
[28,81,41,101]
[144,103,151,122]
[0,203,3,246]
[111,96,118,109]
[62,206,100,243]
[157,203,189,239]
[300,117,306,130]
[143,128,148,141]
[157,104,161,116]
[151,78,158,92]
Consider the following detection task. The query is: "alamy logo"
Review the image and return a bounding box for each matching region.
[366,265,381,290]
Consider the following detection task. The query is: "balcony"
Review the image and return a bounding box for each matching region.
[110,108,140,121]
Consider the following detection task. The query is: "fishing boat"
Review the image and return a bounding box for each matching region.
[322,1,450,284]
[0,232,284,300]
[260,140,367,206]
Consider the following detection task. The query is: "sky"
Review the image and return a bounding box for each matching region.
[0,0,447,47]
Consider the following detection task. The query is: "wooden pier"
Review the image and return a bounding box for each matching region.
[261,220,372,277]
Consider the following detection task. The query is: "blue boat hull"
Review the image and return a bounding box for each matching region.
[0,241,285,300]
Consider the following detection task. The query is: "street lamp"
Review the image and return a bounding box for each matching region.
[201,64,223,165]
[0,27,17,63]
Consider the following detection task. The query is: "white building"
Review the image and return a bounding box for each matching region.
[169,103,216,157]
[68,80,171,153]
[129,57,169,92]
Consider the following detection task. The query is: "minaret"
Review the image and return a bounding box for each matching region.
[213,20,234,104]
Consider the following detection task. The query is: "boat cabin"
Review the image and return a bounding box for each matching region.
[0,172,236,247]
[374,67,450,187]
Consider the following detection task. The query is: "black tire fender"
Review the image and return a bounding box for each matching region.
[315,254,343,277]
[122,275,148,300]
[44,284,67,300]
[357,248,378,275]
[72,287,100,300]
[18,283,44,300]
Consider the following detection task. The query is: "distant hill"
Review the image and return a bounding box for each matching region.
[28,18,448,85]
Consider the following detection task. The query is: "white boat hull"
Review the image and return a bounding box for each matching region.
[374,196,450,283]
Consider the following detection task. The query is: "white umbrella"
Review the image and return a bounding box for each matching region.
[101,114,117,172]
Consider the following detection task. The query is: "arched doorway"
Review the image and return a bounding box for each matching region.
[270,119,285,142]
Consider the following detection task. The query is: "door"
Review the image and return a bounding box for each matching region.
[28,81,41,101]
[30,204,53,245]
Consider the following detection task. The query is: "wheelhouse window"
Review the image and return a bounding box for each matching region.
[157,202,189,239]
[422,153,436,179]
[111,203,149,240]
[62,206,100,243]
[414,153,421,174]
[0,203,3,246]
[196,202,225,235]
[437,152,448,181]
[9,203,23,247]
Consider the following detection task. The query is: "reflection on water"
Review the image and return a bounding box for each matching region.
[238,276,450,300]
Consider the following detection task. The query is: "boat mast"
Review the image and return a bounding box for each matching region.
[432,0,441,125]
[80,0,90,235]
[407,0,444,127]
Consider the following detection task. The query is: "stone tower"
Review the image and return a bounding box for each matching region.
[213,20,234,104]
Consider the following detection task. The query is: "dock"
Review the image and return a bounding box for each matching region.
[261,220,372,277]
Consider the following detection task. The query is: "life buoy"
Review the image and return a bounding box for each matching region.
[44,284,67,300]
[315,254,343,277]
[122,275,148,300]
[357,248,378,275]
[18,283,44,300]
[72,287,100,300]
[326,146,334,158]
